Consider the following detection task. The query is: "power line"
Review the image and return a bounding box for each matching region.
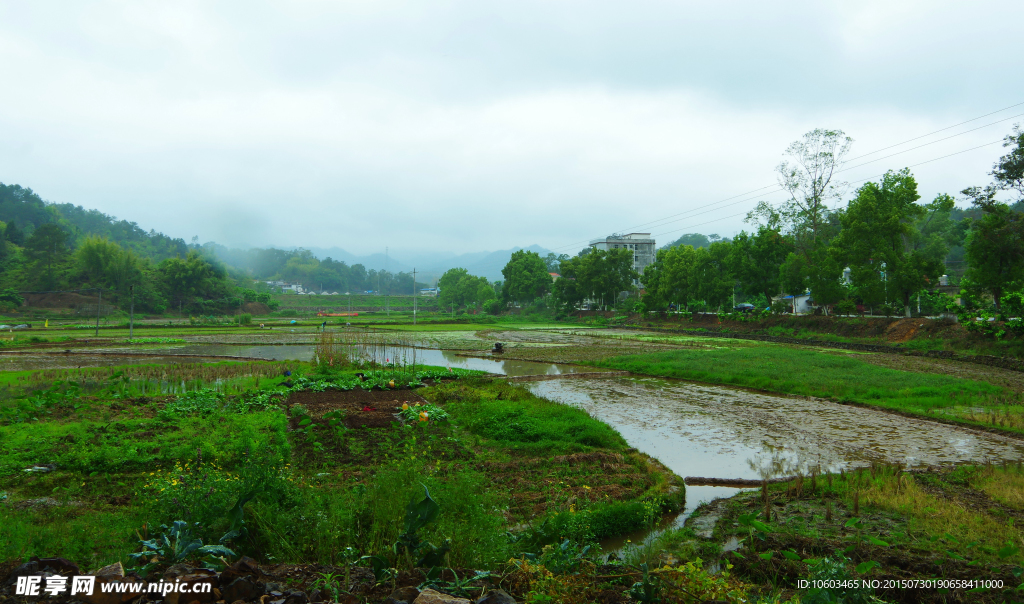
[842,100,1024,163]
[543,101,1023,255]
[643,138,1005,243]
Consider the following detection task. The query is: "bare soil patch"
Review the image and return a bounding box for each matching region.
[287,389,431,428]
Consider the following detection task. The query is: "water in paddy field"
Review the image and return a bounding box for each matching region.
[527,376,1024,548]
[0,344,582,377]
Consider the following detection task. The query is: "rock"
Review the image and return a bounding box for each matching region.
[413,589,472,604]
[222,576,265,603]
[264,583,283,594]
[2,561,40,585]
[31,556,80,576]
[283,590,307,604]
[383,586,420,604]
[164,564,199,580]
[219,557,262,586]
[307,589,323,603]
[78,562,144,604]
[164,571,221,604]
[475,590,516,604]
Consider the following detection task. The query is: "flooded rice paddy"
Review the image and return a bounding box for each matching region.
[0,343,584,377]
[527,376,1024,525]
[8,337,1024,540]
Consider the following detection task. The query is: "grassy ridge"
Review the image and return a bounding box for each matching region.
[592,346,1023,431]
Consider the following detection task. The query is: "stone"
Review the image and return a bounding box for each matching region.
[164,572,221,604]
[413,588,472,604]
[164,564,199,581]
[475,590,516,604]
[283,590,307,604]
[307,589,323,603]
[78,562,144,604]
[383,585,421,603]
[222,576,265,603]
[31,556,80,576]
[219,557,262,586]
[2,561,40,586]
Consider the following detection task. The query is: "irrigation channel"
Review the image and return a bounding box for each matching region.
[12,343,1024,550]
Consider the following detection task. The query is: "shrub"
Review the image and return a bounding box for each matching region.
[236,313,252,325]
[835,299,857,316]
[140,445,293,545]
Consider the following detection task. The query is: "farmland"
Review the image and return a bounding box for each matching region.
[1,315,1023,602]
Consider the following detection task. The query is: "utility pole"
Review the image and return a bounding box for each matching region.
[95,290,101,336]
[129,285,135,341]
[412,268,417,325]
[385,246,389,317]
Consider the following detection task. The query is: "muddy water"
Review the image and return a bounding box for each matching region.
[0,344,582,377]
[527,376,1024,539]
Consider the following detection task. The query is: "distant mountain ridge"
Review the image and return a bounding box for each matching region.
[302,244,552,282]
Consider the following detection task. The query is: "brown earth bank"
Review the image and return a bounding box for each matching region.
[0,556,542,604]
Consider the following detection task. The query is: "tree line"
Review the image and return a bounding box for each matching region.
[441,125,1024,321]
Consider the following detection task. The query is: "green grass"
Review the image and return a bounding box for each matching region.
[0,363,676,570]
[434,380,628,455]
[592,346,1020,428]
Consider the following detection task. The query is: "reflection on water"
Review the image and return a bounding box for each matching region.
[0,344,582,377]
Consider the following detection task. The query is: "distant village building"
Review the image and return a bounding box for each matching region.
[549,272,560,282]
[773,292,814,314]
[264,281,305,294]
[588,233,657,277]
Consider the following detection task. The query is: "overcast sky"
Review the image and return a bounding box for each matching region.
[1,1,1022,259]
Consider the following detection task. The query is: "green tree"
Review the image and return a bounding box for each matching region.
[730,222,793,304]
[961,191,1024,313]
[692,242,734,311]
[501,250,551,305]
[543,252,570,273]
[25,223,70,289]
[651,244,698,311]
[834,169,948,317]
[992,124,1024,200]
[158,251,225,310]
[437,268,470,309]
[77,236,142,294]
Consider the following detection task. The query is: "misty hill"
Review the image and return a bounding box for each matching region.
[0,183,189,261]
[302,245,552,282]
[0,181,557,288]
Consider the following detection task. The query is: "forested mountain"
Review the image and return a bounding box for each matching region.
[0,184,189,262]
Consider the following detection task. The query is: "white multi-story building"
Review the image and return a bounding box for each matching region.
[588,233,657,276]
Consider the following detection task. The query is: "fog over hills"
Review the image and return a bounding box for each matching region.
[301,244,553,283]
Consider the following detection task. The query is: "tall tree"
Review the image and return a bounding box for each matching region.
[773,128,853,251]
[692,242,734,311]
[961,188,1024,312]
[730,221,793,304]
[747,129,852,304]
[501,250,551,305]
[653,244,698,311]
[158,251,225,310]
[992,124,1024,200]
[25,223,70,289]
[834,169,948,317]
